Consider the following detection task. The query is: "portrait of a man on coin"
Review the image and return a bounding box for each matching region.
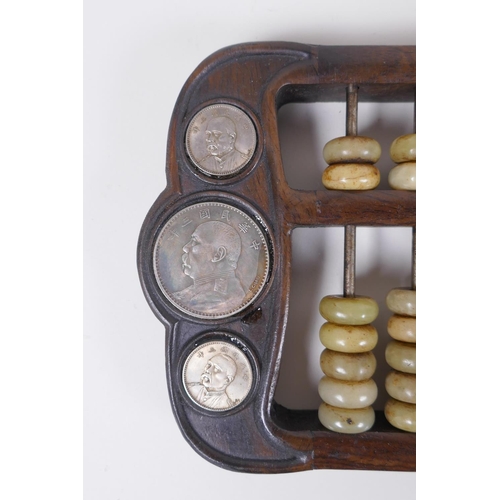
[186,353,238,410]
[186,104,256,177]
[182,340,254,411]
[199,116,250,174]
[173,220,246,313]
[153,201,270,319]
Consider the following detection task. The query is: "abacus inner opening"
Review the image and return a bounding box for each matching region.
[277,101,414,191]
[273,226,413,420]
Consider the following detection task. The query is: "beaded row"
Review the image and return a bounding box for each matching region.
[317,119,416,433]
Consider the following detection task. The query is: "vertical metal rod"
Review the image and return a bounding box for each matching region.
[346,84,358,137]
[411,226,416,290]
[413,100,416,134]
[344,225,356,297]
[411,100,416,290]
[344,84,358,297]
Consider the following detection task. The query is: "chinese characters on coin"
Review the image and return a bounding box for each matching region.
[183,341,253,411]
[186,104,257,177]
[154,202,270,319]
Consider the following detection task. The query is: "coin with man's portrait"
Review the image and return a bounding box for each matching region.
[182,340,253,412]
[153,201,270,319]
[185,104,257,177]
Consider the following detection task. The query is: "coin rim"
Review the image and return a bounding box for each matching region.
[185,103,257,178]
[181,338,255,413]
[153,200,271,320]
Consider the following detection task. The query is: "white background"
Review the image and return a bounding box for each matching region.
[9,1,500,499]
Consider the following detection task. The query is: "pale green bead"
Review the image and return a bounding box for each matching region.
[319,323,378,353]
[320,295,379,325]
[386,288,416,317]
[386,340,416,374]
[318,402,375,434]
[388,162,416,190]
[389,134,416,163]
[322,163,380,190]
[323,136,382,164]
[387,314,416,343]
[320,350,376,381]
[385,370,416,404]
[384,397,416,432]
[318,376,378,409]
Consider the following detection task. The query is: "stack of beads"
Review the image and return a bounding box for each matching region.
[388,133,416,190]
[322,136,381,190]
[317,296,379,434]
[384,289,416,432]
[384,131,417,432]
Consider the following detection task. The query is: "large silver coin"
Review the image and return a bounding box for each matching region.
[183,340,253,412]
[154,201,270,319]
[186,104,257,177]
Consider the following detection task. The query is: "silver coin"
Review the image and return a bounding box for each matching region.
[186,104,257,177]
[183,340,253,412]
[154,201,270,319]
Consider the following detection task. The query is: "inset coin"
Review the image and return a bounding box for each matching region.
[154,201,270,319]
[183,340,253,412]
[186,104,257,177]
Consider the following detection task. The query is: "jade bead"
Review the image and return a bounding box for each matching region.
[389,134,416,163]
[323,136,382,164]
[318,376,378,409]
[384,397,416,432]
[386,288,416,317]
[388,162,416,191]
[322,163,380,190]
[386,340,416,374]
[387,314,416,343]
[319,295,379,325]
[320,349,376,381]
[319,323,378,353]
[385,370,416,404]
[318,402,375,434]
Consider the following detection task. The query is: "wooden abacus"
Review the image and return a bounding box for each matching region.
[137,42,416,473]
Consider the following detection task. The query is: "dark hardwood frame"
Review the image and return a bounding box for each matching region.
[137,42,416,473]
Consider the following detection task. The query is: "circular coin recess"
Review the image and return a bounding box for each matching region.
[153,201,270,319]
[182,339,254,412]
[185,104,257,177]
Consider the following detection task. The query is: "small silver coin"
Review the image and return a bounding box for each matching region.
[154,201,270,319]
[186,104,256,177]
[183,340,253,412]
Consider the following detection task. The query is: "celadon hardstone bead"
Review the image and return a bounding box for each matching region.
[318,402,375,434]
[386,288,416,317]
[386,340,416,374]
[320,349,376,381]
[385,370,416,404]
[388,162,416,191]
[389,133,416,163]
[319,323,378,353]
[387,314,416,343]
[320,295,379,325]
[322,163,380,190]
[318,376,377,409]
[323,136,382,164]
[384,397,416,432]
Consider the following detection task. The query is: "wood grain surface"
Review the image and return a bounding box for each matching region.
[137,42,416,473]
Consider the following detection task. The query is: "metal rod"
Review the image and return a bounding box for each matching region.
[413,100,416,134]
[411,226,416,290]
[411,100,416,290]
[344,225,356,297]
[344,84,358,297]
[346,84,358,136]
